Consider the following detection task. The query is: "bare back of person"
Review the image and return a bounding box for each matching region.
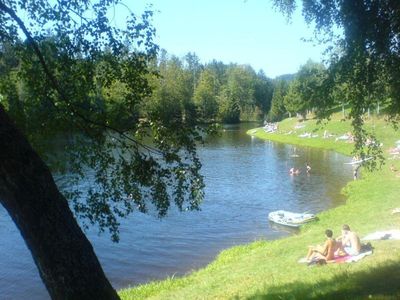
[306,230,336,262]
[324,238,336,260]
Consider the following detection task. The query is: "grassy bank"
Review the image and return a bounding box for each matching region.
[120,115,400,299]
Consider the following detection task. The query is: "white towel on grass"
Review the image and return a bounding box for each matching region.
[362,230,400,241]
[346,250,373,262]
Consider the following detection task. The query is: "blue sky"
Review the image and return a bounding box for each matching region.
[130,0,326,78]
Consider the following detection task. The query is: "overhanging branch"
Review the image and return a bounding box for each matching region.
[0,1,163,156]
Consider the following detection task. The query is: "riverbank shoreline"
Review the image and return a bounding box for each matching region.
[120,116,400,299]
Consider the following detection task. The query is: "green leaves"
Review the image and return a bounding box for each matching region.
[193,69,219,121]
[282,60,327,119]
[268,79,288,121]
[0,1,205,241]
[271,0,400,166]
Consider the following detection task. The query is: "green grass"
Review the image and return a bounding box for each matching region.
[120,114,400,300]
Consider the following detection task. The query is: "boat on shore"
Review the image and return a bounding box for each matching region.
[268,210,317,227]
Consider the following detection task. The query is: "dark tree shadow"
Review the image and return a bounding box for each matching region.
[246,261,400,300]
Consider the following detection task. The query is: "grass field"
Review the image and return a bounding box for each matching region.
[120,114,400,300]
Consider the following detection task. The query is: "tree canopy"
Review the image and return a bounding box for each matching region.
[0,1,208,242]
[272,0,400,166]
[145,51,274,124]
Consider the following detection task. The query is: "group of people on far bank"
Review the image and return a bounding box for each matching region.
[305,224,361,263]
[289,163,311,175]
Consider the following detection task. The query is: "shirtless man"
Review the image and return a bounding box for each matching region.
[337,224,361,256]
[306,229,336,262]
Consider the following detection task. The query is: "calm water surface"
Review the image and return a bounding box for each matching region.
[0,123,353,299]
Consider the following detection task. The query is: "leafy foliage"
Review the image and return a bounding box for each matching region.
[0,1,205,241]
[271,0,400,168]
[283,60,326,119]
[193,69,219,121]
[146,52,274,124]
[268,79,289,121]
[254,70,274,117]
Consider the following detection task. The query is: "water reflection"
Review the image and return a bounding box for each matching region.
[0,123,353,299]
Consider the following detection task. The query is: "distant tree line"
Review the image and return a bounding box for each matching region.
[267,60,388,122]
[1,45,275,129]
[147,53,389,125]
[146,50,275,124]
[2,38,388,134]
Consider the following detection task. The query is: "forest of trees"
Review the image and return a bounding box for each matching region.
[268,59,388,123]
[2,41,388,137]
[6,38,378,131]
[1,44,276,130]
[147,50,275,124]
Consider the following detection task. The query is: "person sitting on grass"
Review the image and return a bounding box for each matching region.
[305,229,337,262]
[336,224,361,256]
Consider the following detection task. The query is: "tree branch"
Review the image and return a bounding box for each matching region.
[0,1,164,156]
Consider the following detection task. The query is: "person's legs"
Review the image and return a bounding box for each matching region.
[306,246,314,260]
[312,252,326,261]
[306,245,324,260]
[344,246,359,256]
[334,240,346,256]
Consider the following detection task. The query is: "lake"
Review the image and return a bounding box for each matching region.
[0,123,353,299]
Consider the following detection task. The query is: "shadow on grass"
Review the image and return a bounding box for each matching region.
[247,261,400,300]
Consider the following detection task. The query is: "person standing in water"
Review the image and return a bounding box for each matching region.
[353,165,360,180]
[306,163,311,174]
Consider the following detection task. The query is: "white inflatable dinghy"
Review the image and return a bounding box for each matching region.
[268,210,317,227]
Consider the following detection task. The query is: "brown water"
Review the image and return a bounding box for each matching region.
[0,123,353,299]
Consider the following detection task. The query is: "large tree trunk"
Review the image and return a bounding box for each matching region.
[0,105,119,299]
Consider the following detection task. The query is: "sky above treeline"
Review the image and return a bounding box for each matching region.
[128,0,327,78]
